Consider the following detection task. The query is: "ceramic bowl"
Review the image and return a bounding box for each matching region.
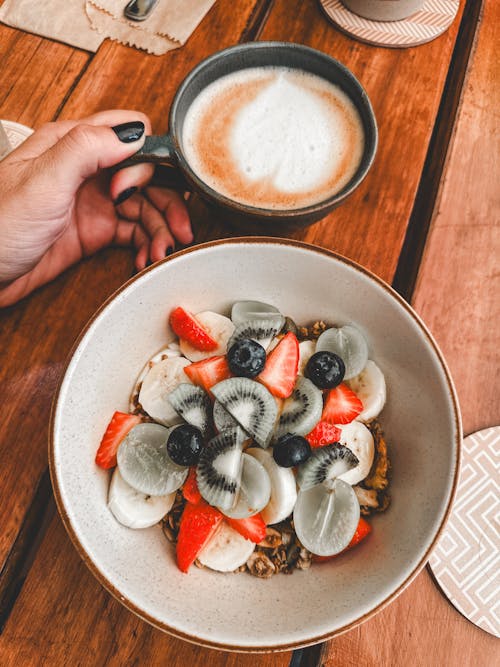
[50,238,461,651]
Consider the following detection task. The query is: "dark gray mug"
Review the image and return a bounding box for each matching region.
[125,41,378,231]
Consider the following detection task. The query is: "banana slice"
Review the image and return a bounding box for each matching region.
[108,468,175,529]
[138,356,192,426]
[247,447,297,524]
[347,360,386,422]
[179,311,235,362]
[337,421,375,486]
[197,522,255,572]
[130,344,182,412]
[298,340,316,375]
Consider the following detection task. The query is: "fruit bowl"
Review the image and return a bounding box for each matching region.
[50,238,461,651]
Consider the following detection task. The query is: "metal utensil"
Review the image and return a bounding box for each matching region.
[124,0,159,21]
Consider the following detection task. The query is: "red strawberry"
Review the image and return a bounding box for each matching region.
[306,420,342,448]
[258,332,299,399]
[348,516,372,548]
[176,501,223,573]
[322,383,363,425]
[226,514,267,543]
[314,518,372,562]
[182,467,202,505]
[95,412,141,469]
[169,306,218,351]
[184,355,232,394]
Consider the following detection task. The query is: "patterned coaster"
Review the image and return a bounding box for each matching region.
[319,0,459,48]
[428,426,500,638]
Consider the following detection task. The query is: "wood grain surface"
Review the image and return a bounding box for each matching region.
[321,0,499,664]
[0,0,497,664]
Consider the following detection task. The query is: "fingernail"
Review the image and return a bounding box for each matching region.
[112,121,145,143]
[166,246,173,256]
[114,186,137,205]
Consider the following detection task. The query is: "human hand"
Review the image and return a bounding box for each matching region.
[0,110,193,307]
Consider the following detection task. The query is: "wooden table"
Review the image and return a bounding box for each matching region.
[0,0,498,664]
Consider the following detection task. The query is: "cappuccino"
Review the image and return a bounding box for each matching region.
[182,67,365,210]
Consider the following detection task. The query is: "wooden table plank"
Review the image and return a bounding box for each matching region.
[320,0,500,664]
[0,25,89,125]
[412,0,499,436]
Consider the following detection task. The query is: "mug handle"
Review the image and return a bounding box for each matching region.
[115,134,190,191]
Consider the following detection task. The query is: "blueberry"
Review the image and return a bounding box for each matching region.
[167,424,203,467]
[305,351,345,389]
[273,433,311,468]
[227,338,266,378]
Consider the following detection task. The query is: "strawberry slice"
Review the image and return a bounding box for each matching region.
[226,514,267,543]
[314,517,372,562]
[169,306,218,351]
[322,383,363,425]
[184,355,232,394]
[348,516,372,548]
[95,411,141,469]
[306,420,342,448]
[182,467,202,505]
[258,332,299,399]
[176,501,223,573]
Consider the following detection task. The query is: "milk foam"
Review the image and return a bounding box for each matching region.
[230,73,342,193]
[182,67,364,210]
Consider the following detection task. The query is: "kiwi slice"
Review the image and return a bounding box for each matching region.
[227,315,285,351]
[213,399,241,433]
[211,377,278,447]
[274,376,323,440]
[296,444,359,490]
[168,383,211,437]
[196,427,246,510]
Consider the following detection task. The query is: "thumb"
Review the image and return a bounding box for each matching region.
[41,120,146,191]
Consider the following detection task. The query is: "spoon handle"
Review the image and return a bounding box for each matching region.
[124,0,159,21]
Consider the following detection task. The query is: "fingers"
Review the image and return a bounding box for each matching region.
[113,220,151,271]
[145,186,194,244]
[41,121,149,190]
[109,163,155,203]
[117,194,175,261]
[115,187,193,267]
[10,110,153,162]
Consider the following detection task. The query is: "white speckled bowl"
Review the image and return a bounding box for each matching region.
[50,238,461,652]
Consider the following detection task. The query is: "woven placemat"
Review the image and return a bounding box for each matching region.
[319,0,459,48]
[428,426,499,637]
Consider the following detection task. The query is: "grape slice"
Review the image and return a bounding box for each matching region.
[316,325,369,380]
[293,479,360,556]
[221,453,271,518]
[231,300,281,325]
[117,423,188,496]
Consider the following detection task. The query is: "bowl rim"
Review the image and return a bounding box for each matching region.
[48,237,462,652]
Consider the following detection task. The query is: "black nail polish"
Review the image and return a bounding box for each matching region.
[112,121,145,143]
[114,186,137,205]
[166,246,173,256]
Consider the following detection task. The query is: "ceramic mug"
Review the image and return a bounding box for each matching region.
[341,0,425,21]
[124,42,378,232]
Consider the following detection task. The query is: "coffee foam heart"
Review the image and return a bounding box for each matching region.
[182,67,364,211]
